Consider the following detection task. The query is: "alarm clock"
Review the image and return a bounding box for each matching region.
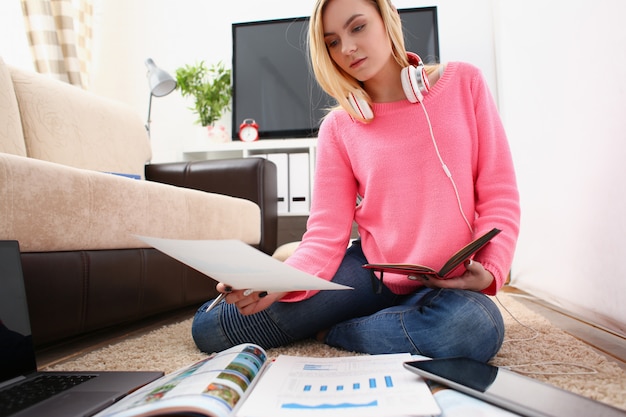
[239,119,259,142]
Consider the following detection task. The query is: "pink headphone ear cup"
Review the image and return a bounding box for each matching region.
[348,92,374,120]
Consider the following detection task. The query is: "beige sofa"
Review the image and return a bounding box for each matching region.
[0,57,277,348]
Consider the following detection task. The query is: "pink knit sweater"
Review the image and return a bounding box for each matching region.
[284,62,520,300]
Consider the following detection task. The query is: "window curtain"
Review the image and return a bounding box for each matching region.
[21,0,93,88]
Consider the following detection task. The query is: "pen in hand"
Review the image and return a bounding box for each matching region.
[204,287,264,313]
[204,292,226,313]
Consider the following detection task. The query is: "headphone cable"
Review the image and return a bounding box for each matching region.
[419,101,474,234]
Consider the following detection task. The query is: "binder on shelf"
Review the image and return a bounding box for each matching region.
[267,153,289,214]
[288,152,310,213]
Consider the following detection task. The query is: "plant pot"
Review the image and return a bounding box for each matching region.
[197,125,230,144]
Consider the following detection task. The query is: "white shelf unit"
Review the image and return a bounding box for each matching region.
[183,138,317,215]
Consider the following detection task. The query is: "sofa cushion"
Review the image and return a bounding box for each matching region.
[0,58,27,156]
[0,153,261,252]
[9,66,151,179]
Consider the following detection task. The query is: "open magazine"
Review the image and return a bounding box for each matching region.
[94,343,442,417]
[363,228,501,279]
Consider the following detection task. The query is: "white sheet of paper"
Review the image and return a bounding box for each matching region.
[134,236,352,292]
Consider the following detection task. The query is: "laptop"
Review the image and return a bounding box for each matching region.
[0,241,163,417]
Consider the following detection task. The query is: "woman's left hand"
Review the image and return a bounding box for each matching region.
[414,259,494,292]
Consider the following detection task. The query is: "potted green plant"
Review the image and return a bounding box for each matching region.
[175,60,232,141]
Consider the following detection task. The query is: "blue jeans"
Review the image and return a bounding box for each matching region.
[192,240,505,362]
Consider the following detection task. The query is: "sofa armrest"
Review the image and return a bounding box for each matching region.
[145,157,278,255]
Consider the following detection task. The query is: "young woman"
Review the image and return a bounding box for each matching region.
[192,0,520,363]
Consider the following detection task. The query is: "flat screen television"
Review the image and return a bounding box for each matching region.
[232,7,439,140]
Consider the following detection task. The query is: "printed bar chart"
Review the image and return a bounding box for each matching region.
[300,376,395,393]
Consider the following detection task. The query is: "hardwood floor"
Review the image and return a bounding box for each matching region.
[502,286,626,370]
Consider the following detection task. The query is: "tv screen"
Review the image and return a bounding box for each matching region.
[232,7,439,140]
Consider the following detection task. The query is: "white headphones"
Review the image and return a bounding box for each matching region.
[348,52,431,120]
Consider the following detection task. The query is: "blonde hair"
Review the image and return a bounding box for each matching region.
[309,0,437,122]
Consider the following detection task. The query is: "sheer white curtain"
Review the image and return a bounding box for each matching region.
[21,0,92,88]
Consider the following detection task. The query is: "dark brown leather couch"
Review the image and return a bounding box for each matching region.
[21,157,277,349]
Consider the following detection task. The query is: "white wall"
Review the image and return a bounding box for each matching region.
[495,1,626,336]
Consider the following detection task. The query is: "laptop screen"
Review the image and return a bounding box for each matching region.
[0,241,37,382]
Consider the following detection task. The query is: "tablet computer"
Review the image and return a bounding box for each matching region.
[404,357,625,417]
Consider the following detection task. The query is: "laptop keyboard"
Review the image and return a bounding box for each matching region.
[0,374,97,416]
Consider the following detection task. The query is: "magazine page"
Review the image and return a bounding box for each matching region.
[236,353,442,417]
[94,343,268,417]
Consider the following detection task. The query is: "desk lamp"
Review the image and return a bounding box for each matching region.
[145,58,176,137]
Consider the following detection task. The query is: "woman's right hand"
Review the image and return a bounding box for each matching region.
[216,282,286,316]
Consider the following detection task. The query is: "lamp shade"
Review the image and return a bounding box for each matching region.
[145,58,176,97]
